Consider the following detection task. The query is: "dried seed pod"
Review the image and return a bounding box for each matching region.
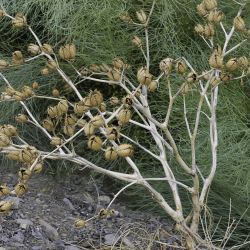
[186,72,198,83]
[110,96,120,105]
[74,103,87,116]
[0,184,10,196]
[63,125,75,136]
[0,59,9,69]
[5,87,15,96]
[13,91,26,101]
[15,114,28,123]
[234,16,246,32]
[117,109,132,125]
[132,36,142,48]
[107,68,121,81]
[210,77,220,87]
[181,84,190,96]
[87,135,102,151]
[57,100,68,113]
[33,162,43,174]
[74,219,86,228]
[59,44,76,61]
[42,118,54,132]
[137,67,152,85]
[22,86,33,97]
[12,14,27,28]
[122,95,133,107]
[41,67,50,75]
[159,58,174,73]
[18,168,32,181]
[209,53,223,69]
[219,72,232,82]
[84,123,95,137]
[225,58,238,71]
[99,102,106,112]
[112,58,125,69]
[136,9,147,24]
[89,90,103,107]
[148,80,158,92]
[106,127,120,140]
[194,24,204,34]
[117,144,134,157]
[91,115,105,128]
[175,60,187,74]
[203,0,217,10]
[46,60,57,70]
[19,148,36,163]
[238,56,249,68]
[207,10,224,23]
[32,82,39,89]
[47,106,59,118]
[12,51,24,65]
[28,43,40,55]
[77,119,87,127]
[105,147,118,161]
[0,201,12,213]
[6,151,20,161]
[15,182,27,197]
[204,24,215,38]
[98,208,109,219]
[0,125,17,137]
[65,114,77,126]
[52,88,60,97]
[50,137,63,146]
[0,133,10,147]
[196,3,208,16]
[120,12,133,23]
[42,44,53,54]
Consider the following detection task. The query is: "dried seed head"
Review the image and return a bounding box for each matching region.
[225,58,238,71]
[112,58,125,70]
[32,82,39,89]
[219,72,232,82]
[106,127,120,140]
[181,84,190,96]
[209,53,224,69]
[15,182,27,197]
[99,102,106,112]
[22,86,34,97]
[33,162,43,174]
[52,88,60,97]
[0,125,17,137]
[57,100,69,114]
[12,14,27,28]
[132,36,142,48]
[63,125,75,136]
[148,80,158,92]
[41,67,50,75]
[47,106,59,118]
[88,135,102,151]
[110,96,120,105]
[65,114,77,126]
[12,51,24,65]
[122,95,133,107]
[5,87,15,96]
[0,184,10,196]
[117,144,134,157]
[19,147,37,163]
[159,58,174,73]
[210,77,220,87]
[234,16,246,32]
[0,59,9,69]
[203,0,217,11]
[28,43,40,55]
[0,201,12,213]
[186,72,198,83]
[238,56,249,68]
[50,137,63,146]
[89,64,100,72]
[15,114,28,123]
[89,90,103,107]
[6,151,20,161]
[117,108,132,125]
[0,9,5,17]
[42,118,54,132]
[74,103,87,116]
[120,12,133,23]
[175,60,187,74]
[74,219,86,228]
[13,91,26,101]
[98,208,109,219]
[59,44,76,61]
[18,168,32,181]
[84,123,95,137]
[196,3,208,16]
[204,23,215,38]
[42,44,53,54]
[194,24,204,34]
[46,60,57,70]
[77,119,87,127]
[136,9,147,24]
[99,63,111,73]
[0,133,10,147]
[207,10,224,23]
[91,115,105,128]
[105,147,118,161]
[137,67,152,85]
[107,68,121,81]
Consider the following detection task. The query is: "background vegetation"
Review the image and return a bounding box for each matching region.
[0,0,249,246]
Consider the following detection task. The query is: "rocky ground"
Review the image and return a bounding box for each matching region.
[0,168,182,250]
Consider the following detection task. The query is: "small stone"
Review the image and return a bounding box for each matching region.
[11,231,25,243]
[104,233,119,246]
[63,198,75,211]
[98,195,111,204]
[32,246,43,250]
[65,246,81,250]
[39,219,59,241]
[16,218,33,230]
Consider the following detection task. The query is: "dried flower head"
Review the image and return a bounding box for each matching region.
[117,108,132,125]
[15,182,27,197]
[59,44,76,61]
[0,201,12,213]
[106,127,120,140]
[234,16,246,32]
[12,13,27,28]
[12,51,24,65]
[0,184,10,196]
[90,115,105,128]
[132,36,142,48]
[105,147,118,161]
[117,144,134,157]
[50,137,63,146]
[15,114,28,123]
[0,59,9,69]
[0,133,11,147]
[159,58,174,73]
[28,43,40,55]
[88,135,103,151]
[137,67,152,85]
[18,168,32,181]
[42,44,54,54]
[89,90,103,107]
[74,219,86,228]
[136,9,147,24]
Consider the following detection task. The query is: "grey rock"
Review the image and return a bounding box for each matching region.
[0,247,7,250]
[104,233,119,246]
[65,246,81,250]
[16,218,33,230]
[31,246,43,250]
[39,219,59,241]
[11,231,25,243]
[63,198,75,210]
[98,195,111,204]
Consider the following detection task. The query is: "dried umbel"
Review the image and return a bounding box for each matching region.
[18,168,32,181]
[46,60,57,71]
[148,80,158,92]
[33,162,43,174]
[117,144,134,157]
[99,102,106,112]
[122,95,134,107]
[42,118,54,132]
[107,68,121,81]
[15,182,27,197]
[22,86,34,98]
[175,60,187,74]
[12,13,27,28]
[84,123,96,137]
[89,90,103,107]
[63,125,75,136]
[187,72,198,83]
[0,201,12,213]
[59,44,76,61]
[238,56,249,69]
[65,114,77,126]
[117,108,132,125]
[132,36,142,48]
[120,12,133,23]
[98,208,109,219]
[57,100,69,114]
[47,106,60,118]
[110,96,120,105]
[181,84,190,96]
[52,89,60,97]
[105,147,118,161]
[112,58,125,70]
[77,119,87,127]
[6,151,20,161]
[15,114,28,123]
[203,0,217,11]
[106,127,120,140]
[194,24,204,35]
[204,24,215,38]
[0,125,17,137]
[234,16,246,32]
[19,146,37,163]
[159,58,174,73]
[90,115,105,128]
[88,135,103,151]
[197,3,208,16]
[74,219,86,228]
[225,58,238,71]
[50,137,63,146]
[74,102,87,116]
[209,53,223,69]
[13,91,26,101]
[136,9,147,24]
[0,184,10,196]
[0,133,11,147]
[137,67,152,85]
[219,72,232,82]
[28,43,40,55]
[207,10,224,23]
[0,59,9,69]
[42,44,53,54]
[12,51,24,65]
